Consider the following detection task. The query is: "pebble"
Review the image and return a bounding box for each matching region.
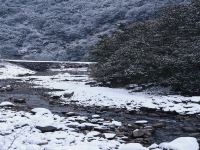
[14,98,26,103]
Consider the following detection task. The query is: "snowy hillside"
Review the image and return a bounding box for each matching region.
[0,0,188,60]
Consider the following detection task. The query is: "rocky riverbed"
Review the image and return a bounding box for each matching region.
[0,60,199,150]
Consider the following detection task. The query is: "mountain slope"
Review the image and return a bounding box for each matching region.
[0,0,188,60]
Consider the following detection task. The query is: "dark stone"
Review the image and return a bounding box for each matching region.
[63,92,74,98]
[36,126,61,133]
[51,95,61,100]
[14,98,26,103]
[85,82,97,86]
[49,100,59,105]
[5,86,14,92]
[182,126,198,133]
[132,129,152,138]
[79,125,94,131]
[134,138,144,143]
[94,126,109,132]
[132,129,145,138]
[0,85,13,92]
[70,100,79,103]
[152,122,166,128]
[17,73,32,77]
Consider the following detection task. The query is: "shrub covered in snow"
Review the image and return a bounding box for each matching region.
[90,0,200,95]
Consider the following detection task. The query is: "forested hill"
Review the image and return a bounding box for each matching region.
[0,0,187,60]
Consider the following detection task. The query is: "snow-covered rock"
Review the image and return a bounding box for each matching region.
[31,108,52,115]
[119,143,148,150]
[0,108,123,150]
[0,101,15,107]
[159,137,199,150]
[0,107,199,150]
[148,143,159,149]
[86,131,100,137]
[104,133,116,139]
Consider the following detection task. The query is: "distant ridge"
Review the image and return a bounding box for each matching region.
[0,0,188,60]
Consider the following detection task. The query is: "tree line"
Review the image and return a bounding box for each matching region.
[89,0,200,96]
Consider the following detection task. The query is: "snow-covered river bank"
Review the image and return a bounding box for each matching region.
[1,60,200,115]
[0,60,199,150]
[0,105,198,150]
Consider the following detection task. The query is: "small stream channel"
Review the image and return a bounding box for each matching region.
[0,61,199,146]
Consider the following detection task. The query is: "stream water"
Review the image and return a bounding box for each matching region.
[0,61,199,146]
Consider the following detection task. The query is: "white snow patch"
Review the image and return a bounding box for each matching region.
[31,108,52,115]
[135,120,148,124]
[104,133,116,139]
[92,114,101,118]
[159,137,199,150]
[0,101,15,107]
[0,107,199,150]
[26,67,200,115]
[119,143,148,150]
[4,59,94,64]
[0,62,35,79]
[0,108,122,150]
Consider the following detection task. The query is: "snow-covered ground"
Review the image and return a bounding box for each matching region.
[0,103,199,150]
[3,59,94,64]
[0,62,35,79]
[0,105,123,150]
[0,61,200,115]
[0,61,199,150]
[33,73,200,114]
